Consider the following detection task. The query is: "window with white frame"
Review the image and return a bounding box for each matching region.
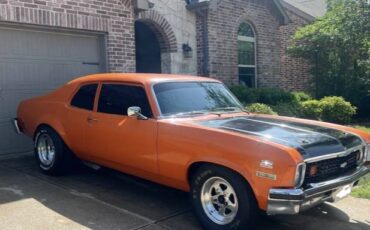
[238,22,257,87]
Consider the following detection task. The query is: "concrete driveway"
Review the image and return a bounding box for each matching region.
[0,153,369,230]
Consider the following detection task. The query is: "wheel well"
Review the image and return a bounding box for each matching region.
[33,124,56,141]
[187,161,259,206]
[187,162,252,188]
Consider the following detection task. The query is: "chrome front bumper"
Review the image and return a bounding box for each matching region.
[267,165,369,215]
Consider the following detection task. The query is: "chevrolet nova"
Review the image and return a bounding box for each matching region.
[14,74,369,229]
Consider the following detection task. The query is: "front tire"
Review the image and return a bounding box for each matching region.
[191,165,258,230]
[34,126,71,175]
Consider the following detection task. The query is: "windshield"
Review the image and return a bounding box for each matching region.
[153,82,244,117]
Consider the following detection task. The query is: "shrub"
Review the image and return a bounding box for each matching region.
[229,85,293,105]
[271,103,302,117]
[292,91,312,103]
[246,103,277,115]
[301,100,323,120]
[257,88,293,106]
[300,97,357,123]
[320,96,357,124]
[229,85,259,104]
[229,85,357,124]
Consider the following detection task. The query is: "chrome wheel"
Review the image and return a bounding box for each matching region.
[37,133,56,167]
[200,177,239,225]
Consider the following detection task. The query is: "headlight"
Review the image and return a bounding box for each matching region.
[294,163,306,188]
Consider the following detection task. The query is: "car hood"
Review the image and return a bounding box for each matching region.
[195,116,364,159]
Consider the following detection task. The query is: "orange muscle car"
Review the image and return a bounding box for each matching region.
[14,73,369,229]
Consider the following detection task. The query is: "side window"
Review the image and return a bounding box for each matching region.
[98,84,152,117]
[71,84,98,111]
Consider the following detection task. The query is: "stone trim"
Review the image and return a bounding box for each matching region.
[136,10,177,53]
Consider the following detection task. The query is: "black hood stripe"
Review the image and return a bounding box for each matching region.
[241,117,342,145]
[196,116,364,159]
[220,125,300,148]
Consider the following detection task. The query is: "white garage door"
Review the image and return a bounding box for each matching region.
[0,26,106,155]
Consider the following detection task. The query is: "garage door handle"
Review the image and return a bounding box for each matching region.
[87,117,99,123]
[83,62,100,66]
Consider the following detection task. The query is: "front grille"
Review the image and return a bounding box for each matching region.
[304,150,360,185]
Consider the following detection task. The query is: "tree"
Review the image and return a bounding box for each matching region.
[288,0,370,118]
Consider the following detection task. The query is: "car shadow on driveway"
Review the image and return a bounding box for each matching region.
[0,153,369,230]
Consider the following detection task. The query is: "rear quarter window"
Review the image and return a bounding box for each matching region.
[71,84,98,111]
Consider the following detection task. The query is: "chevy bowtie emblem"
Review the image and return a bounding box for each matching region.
[340,162,348,168]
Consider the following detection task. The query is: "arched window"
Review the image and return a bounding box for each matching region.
[238,22,256,87]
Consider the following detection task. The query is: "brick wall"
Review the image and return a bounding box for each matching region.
[279,8,312,91]
[0,0,136,72]
[197,0,282,87]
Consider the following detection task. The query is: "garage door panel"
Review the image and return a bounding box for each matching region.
[0,60,101,89]
[0,122,33,154]
[0,90,48,121]
[0,26,105,155]
[0,28,101,60]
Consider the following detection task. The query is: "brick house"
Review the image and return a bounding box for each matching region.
[191,0,325,90]
[0,0,325,154]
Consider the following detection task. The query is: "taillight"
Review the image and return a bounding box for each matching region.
[18,119,25,132]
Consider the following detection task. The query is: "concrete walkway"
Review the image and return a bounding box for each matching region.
[0,153,369,230]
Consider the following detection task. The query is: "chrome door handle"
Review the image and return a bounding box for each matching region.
[87,117,98,123]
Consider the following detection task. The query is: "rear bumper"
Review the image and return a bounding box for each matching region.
[267,165,369,215]
[13,118,22,134]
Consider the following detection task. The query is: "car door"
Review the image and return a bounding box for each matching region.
[65,83,99,157]
[84,82,158,174]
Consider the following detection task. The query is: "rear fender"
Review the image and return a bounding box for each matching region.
[34,116,70,148]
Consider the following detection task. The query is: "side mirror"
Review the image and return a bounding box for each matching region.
[127,106,148,120]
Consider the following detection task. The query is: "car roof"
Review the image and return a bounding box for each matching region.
[68,73,221,85]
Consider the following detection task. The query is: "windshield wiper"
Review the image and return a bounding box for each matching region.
[172,111,210,117]
[211,107,243,112]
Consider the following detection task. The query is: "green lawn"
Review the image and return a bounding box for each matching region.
[350,124,370,199]
[352,174,370,199]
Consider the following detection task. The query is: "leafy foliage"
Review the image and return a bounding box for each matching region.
[229,86,294,105]
[288,0,370,117]
[245,103,277,115]
[301,100,323,120]
[291,91,313,103]
[229,85,357,123]
[271,103,300,117]
[300,96,357,123]
[320,96,357,123]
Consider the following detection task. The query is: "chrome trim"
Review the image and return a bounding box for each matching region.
[294,163,306,188]
[304,145,366,163]
[267,165,369,215]
[13,118,21,134]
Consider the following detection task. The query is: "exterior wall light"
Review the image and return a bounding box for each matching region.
[182,43,193,58]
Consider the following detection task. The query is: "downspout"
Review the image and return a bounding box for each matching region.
[202,10,209,77]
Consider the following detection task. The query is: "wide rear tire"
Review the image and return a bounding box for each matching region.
[34,126,73,175]
[190,165,258,230]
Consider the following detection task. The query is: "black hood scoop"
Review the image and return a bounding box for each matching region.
[196,116,363,159]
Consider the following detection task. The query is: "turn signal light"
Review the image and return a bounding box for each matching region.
[309,165,318,177]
